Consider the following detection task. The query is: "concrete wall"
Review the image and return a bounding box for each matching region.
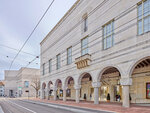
[4,68,40,98]
[4,70,18,97]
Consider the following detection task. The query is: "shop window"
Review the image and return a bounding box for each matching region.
[146,82,150,99]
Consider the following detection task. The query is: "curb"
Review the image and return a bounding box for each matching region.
[21,99,115,113]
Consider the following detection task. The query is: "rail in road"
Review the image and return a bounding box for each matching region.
[0,98,114,113]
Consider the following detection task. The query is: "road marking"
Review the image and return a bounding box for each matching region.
[0,106,4,113]
[24,100,114,113]
[8,100,37,113]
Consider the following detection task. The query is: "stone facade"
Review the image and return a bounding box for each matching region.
[5,68,40,98]
[40,0,150,107]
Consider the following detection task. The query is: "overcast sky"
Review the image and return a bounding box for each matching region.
[0,0,76,80]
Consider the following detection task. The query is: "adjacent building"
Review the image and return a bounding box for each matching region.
[40,0,150,108]
[5,68,40,98]
[0,81,5,97]
[5,70,18,97]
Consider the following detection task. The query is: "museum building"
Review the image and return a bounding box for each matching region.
[40,0,150,107]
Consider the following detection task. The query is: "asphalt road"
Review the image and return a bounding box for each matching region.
[0,98,113,113]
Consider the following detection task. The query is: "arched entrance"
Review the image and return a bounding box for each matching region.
[79,73,93,101]
[130,57,150,103]
[47,81,53,100]
[55,79,63,100]
[99,67,121,102]
[65,76,75,101]
[42,82,46,99]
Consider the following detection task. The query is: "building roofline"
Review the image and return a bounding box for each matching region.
[40,0,80,45]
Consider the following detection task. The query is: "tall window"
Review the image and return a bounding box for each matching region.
[84,16,88,32]
[103,21,114,49]
[49,59,52,73]
[24,81,29,88]
[81,37,88,56]
[56,54,61,69]
[138,0,150,35]
[42,63,45,75]
[67,47,72,65]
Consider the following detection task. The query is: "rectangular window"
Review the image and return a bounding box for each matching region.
[24,81,29,88]
[42,63,45,75]
[56,54,61,69]
[49,59,52,73]
[67,47,72,65]
[84,17,88,32]
[138,0,150,35]
[81,37,88,56]
[103,21,114,49]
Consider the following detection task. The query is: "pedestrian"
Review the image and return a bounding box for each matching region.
[84,93,86,100]
[107,93,110,102]
[118,95,121,102]
[90,94,92,100]
[129,94,132,102]
[57,95,59,99]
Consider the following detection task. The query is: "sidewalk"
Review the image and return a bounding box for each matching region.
[26,98,150,113]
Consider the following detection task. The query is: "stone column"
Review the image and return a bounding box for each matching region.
[74,85,81,103]
[62,86,67,102]
[53,87,57,101]
[40,89,44,99]
[120,78,132,108]
[92,82,101,104]
[109,85,114,102]
[46,89,50,100]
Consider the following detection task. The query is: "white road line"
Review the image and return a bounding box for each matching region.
[25,100,114,113]
[0,106,4,113]
[8,100,36,113]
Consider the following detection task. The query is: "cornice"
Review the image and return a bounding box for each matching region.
[40,0,81,45]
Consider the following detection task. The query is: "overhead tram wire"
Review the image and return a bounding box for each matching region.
[40,0,119,62]
[15,0,134,76]
[40,2,138,66]
[7,0,55,75]
[16,1,144,77]
[40,0,111,55]
[13,56,39,78]
[40,0,137,62]
[0,44,37,57]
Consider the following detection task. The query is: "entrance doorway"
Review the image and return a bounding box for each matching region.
[9,90,13,97]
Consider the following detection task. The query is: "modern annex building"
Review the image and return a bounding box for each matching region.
[5,68,40,98]
[40,0,150,107]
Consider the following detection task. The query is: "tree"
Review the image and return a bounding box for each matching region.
[31,75,40,98]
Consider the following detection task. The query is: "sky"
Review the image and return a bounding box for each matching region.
[0,0,77,80]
